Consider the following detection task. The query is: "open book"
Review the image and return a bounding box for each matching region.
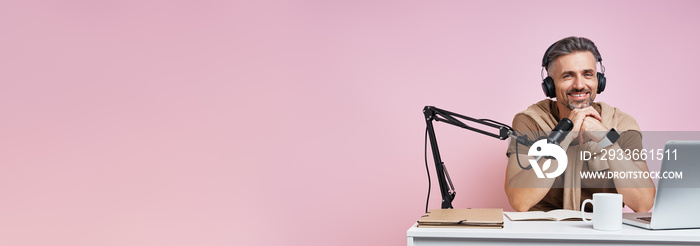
[504,209,592,221]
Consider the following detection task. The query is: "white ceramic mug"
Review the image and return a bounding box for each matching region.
[581,193,623,231]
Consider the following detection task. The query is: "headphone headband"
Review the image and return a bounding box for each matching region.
[541,42,558,68]
[542,41,603,69]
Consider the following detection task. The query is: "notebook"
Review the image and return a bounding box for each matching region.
[418,208,504,228]
[505,209,592,221]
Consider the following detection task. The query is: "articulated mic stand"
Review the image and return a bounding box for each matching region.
[423,106,517,209]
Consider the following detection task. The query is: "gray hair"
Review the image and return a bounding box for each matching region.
[545,36,602,74]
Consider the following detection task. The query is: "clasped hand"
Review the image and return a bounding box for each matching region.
[568,107,609,145]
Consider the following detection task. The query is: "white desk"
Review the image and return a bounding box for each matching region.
[407,216,700,245]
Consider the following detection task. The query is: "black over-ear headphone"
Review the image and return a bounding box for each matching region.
[541,42,606,98]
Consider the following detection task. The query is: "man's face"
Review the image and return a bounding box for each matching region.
[550,51,598,110]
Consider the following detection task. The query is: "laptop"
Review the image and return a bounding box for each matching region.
[623,141,700,230]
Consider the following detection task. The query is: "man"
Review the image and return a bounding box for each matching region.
[504,37,655,212]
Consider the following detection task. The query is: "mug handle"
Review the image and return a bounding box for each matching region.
[581,199,593,223]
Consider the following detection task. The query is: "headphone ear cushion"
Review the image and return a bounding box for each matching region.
[541,77,556,98]
[597,72,606,94]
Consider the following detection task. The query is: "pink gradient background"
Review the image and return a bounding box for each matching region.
[2,0,699,245]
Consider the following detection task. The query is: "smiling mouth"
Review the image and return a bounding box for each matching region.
[568,92,590,100]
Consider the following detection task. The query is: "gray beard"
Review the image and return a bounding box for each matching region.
[567,98,593,110]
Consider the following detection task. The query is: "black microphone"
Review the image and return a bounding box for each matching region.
[547,118,573,145]
[535,118,573,163]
